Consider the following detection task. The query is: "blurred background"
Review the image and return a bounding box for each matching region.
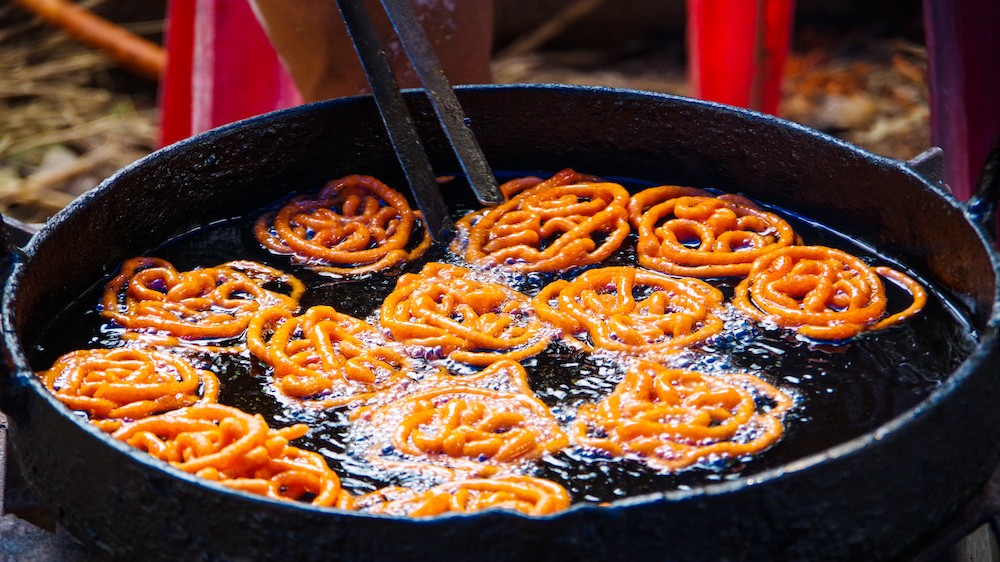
[0,0,929,224]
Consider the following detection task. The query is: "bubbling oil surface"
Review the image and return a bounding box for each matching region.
[32,173,977,503]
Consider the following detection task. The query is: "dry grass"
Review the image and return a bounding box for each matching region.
[0,3,929,224]
[0,2,158,223]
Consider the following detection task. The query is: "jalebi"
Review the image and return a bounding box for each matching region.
[574,361,792,471]
[453,169,630,272]
[732,245,927,340]
[113,403,347,507]
[351,360,568,475]
[247,305,411,407]
[37,347,219,432]
[628,185,797,277]
[380,262,551,365]
[101,257,304,343]
[532,266,724,354]
[353,475,571,516]
[254,174,430,275]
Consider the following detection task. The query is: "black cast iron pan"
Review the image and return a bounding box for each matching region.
[2,85,1000,561]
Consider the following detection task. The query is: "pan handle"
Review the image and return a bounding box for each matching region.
[966,134,1000,237]
[907,138,1000,239]
[2,215,38,256]
[0,216,38,413]
[0,215,36,289]
[907,147,949,193]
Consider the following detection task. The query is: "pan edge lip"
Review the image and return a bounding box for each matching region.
[1,83,998,524]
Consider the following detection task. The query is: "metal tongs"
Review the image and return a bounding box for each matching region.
[334,0,503,242]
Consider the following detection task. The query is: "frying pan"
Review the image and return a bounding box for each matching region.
[2,85,1000,562]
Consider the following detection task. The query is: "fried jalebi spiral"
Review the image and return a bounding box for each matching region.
[532,266,724,354]
[453,168,630,272]
[353,475,571,516]
[247,305,411,407]
[574,361,792,472]
[380,262,551,365]
[113,403,346,507]
[628,185,797,277]
[101,257,304,343]
[254,174,431,275]
[352,360,568,474]
[732,245,927,340]
[37,347,219,433]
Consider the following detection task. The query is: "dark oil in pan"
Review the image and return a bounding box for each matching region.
[31,172,978,504]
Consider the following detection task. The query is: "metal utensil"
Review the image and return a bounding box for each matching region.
[378,0,502,206]
[334,0,501,243]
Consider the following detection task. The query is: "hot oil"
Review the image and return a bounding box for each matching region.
[31,173,977,504]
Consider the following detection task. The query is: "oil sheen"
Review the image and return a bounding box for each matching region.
[31,173,977,504]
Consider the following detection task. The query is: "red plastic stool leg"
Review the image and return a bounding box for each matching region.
[687,0,795,115]
[158,0,301,147]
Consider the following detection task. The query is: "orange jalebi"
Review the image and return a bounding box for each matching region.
[574,361,792,472]
[37,347,219,432]
[732,245,927,340]
[628,185,797,277]
[353,475,571,516]
[247,305,411,407]
[380,262,551,365]
[351,360,568,475]
[532,266,724,354]
[113,403,347,507]
[254,174,431,275]
[453,169,631,272]
[101,257,304,343]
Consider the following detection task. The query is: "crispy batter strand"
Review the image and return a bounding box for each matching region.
[533,266,724,354]
[38,347,219,432]
[113,404,345,507]
[381,262,551,365]
[732,246,927,340]
[352,360,568,474]
[254,175,431,275]
[574,361,791,471]
[453,169,630,272]
[101,257,304,342]
[629,185,797,277]
[247,305,411,407]
[353,475,571,516]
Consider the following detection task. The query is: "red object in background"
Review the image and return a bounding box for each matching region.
[158,0,301,147]
[923,0,1000,201]
[688,0,795,115]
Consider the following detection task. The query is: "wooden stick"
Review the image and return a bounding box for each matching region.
[497,0,607,59]
[0,144,119,210]
[12,0,165,79]
[3,114,125,156]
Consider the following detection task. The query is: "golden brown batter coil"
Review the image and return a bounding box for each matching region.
[113,403,346,507]
[453,168,631,272]
[732,245,927,340]
[101,257,304,343]
[533,266,724,354]
[629,185,797,277]
[574,361,792,471]
[37,347,219,433]
[254,174,431,275]
[353,475,571,516]
[380,262,552,365]
[350,360,569,477]
[247,305,411,407]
